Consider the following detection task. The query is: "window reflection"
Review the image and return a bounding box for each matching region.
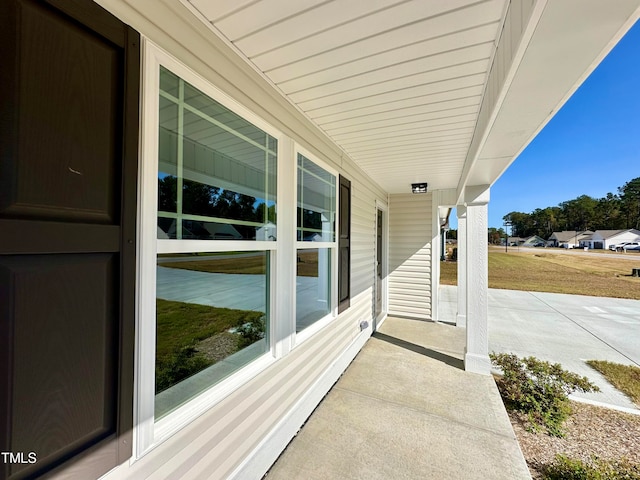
[155,251,269,418]
[157,66,277,241]
[296,248,331,332]
[297,154,335,242]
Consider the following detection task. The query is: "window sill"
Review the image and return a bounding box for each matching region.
[151,349,275,448]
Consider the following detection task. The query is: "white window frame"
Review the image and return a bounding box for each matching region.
[293,145,339,346]
[135,40,283,457]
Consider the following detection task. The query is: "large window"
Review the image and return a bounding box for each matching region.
[154,251,269,418]
[153,66,277,420]
[139,45,348,454]
[296,153,337,333]
[158,67,276,241]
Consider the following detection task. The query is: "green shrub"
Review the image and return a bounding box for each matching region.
[156,344,211,394]
[490,353,599,436]
[543,454,640,480]
[236,316,266,349]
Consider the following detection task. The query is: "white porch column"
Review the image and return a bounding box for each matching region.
[456,206,467,328]
[464,186,491,375]
[430,191,440,322]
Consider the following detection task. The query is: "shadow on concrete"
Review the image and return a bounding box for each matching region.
[373,331,464,370]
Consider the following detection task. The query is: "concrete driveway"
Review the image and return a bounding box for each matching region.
[156,265,327,330]
[439,285,640,411]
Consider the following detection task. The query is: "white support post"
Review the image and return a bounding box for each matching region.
[456,205,467,328]
[464,186,491,375]
[430,191,440,322]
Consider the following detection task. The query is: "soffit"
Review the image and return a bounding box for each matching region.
[187,0,507,193]
[463,0,640,192]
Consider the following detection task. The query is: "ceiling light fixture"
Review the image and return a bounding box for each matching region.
[411,182,428,194]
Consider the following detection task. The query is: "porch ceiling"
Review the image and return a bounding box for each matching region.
[185,0,640,196]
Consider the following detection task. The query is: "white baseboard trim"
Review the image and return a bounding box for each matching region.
[228,329,370,480]
[464,351,492,375]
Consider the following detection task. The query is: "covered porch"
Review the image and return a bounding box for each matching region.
[177,0,640,376]
[3,1,640,478]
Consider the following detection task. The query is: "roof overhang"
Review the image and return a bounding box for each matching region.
[179,0,640,199]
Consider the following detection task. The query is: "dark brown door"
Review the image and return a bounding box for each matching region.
[0,1,139,478]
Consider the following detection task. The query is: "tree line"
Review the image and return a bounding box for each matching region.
[157,175,324,238]
[502,177,640,239]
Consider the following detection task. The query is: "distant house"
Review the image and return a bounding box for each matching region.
[256,222,277,241]
[521,235,547,247]
[204,223,243,240]
[587,229,640,249]
[158,219,244,240]
[506,236,524,246]
[548,230,594,248]
[505,235,546,247]
[578,232,594,248]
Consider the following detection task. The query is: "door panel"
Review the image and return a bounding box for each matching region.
[3,255,117,468]
[0,0,139,478]
[6,0,121,223]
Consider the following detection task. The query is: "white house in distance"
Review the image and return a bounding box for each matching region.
[522,235,547,247]
[548,230,595,248]
[584,229,640,249]
[2,1,640,479]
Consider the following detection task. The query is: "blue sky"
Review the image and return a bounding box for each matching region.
[451,19,640,230]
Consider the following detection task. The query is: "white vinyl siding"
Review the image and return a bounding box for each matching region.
[350,183,377,298]
[117,314,364,479]
[388,193,433,320]
[98,1,389,478]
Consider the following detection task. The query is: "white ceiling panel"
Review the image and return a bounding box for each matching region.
[188,0,258,23]
[189,0,495,192]
[332,123,476,143]
[344,134,472,152]
[272,22,499,90]
[358,151,467,165]
[294,60,489,109]
[312,95,480,126]
[213,0,327,41]
[318,104,479,132]
[186,0,639,194]
[265,6,502,81]
[353,148,470,164]
[228,0,406,54]
[279,42,493,100]
[245,0,488,69]
[305,78,484,117]
[324,113,478,136]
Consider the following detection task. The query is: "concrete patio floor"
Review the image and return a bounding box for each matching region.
[266,316,531,480]
[439,285,640,411]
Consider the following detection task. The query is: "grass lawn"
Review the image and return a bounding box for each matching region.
[441,250,640,300]
[160,251,321,277]
[156,298,263,358]
[155,298,264,392]
[159,254,267,275]
[587,360,640,406]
